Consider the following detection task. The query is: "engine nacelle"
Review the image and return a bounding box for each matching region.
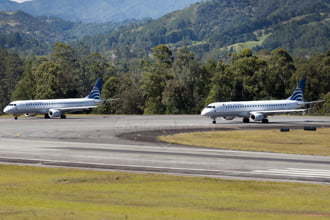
[250,113,265,121]
[48,109,61,118]
[223,116,235,120]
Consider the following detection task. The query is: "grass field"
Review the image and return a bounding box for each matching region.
[159,128,330,156]
[0,165,330,219]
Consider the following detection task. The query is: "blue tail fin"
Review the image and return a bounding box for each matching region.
[287,79,305,101]
[86,78,103,100]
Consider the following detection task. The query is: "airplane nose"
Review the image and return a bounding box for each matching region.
[3,106,9,113]
[201,108,209,116]
[201,108,216,117]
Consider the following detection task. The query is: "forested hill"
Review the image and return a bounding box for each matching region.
[84,0,330,59]
[0,11,74,54]
[0,0,201,23]
[0,11,117,55]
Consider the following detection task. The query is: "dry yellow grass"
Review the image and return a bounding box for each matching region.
[159,128,330,156]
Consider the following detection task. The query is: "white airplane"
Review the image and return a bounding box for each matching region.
[3,79,104,120]
[201,80,323,124]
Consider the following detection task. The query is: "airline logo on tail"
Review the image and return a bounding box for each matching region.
[87,78,103,100]
[288,80,305,102]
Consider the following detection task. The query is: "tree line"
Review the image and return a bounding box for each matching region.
[0,43,329,115]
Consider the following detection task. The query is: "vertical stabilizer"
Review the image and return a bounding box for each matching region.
[287,79,305,101]
[86,78,103,100]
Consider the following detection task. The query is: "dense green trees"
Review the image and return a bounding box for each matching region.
[2,44,329,115]
[12,43,115,102]
[0,49,24,110]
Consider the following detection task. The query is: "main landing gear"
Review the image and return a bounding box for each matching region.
[262,118,269,124]
[60,114,66,119]
[212,119,217,124]
[14,116,18,120]
[44,114,50,119]
[243,118,250,123]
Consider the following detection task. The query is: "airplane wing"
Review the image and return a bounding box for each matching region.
[251,109,307,116]
[56,106,98,112]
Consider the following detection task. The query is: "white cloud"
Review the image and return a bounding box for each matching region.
[9,0,33,3]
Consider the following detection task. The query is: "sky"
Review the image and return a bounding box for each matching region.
[9,0,33,3]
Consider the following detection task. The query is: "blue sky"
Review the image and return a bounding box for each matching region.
[10,0,33,3]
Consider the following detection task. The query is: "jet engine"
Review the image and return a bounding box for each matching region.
[223,116,235,120]
[48,109,61,118]
[250,113,265,121]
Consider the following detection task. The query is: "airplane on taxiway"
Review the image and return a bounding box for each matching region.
[201,80,323,124]
[3,78,104,120]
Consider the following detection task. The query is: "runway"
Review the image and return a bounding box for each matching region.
[0,115,330,183]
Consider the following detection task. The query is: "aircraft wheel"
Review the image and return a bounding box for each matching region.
[212,119,216,124]
[61,114,66,119]
[262,119,269,124]
[243,118,250,123]
[14,116,18,120]
[44,114,50,119]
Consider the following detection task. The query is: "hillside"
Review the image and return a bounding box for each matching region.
[0,11,117,55]
[0,0,201,23]
[83,0,330,59]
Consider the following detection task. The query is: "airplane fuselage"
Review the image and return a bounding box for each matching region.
[201,99,304,121]
[3,98,101,115]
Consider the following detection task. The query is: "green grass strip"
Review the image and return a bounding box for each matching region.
[159,128,330,156]
[0,165,330,219]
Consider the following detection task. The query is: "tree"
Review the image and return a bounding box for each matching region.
[78,53,116,96]
[33,61,59,99]
[205,61,232,104]
[99,76,121,114]
[0,49,23,110]
[228,49,267,101]
[141,46,174,114]
[265,48,296,99]
[152,45,173,66]
[293,52,330,101]
[162,79,186,114]
[319,93,330,115]
[11,58,36,100]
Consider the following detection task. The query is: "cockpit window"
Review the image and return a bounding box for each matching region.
[8,104,16,106]
[207,105,216,109]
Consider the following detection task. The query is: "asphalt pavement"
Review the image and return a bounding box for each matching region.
[0,115,329,183]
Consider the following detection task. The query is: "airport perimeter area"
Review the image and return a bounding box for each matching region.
[1,115,330,219]
[0,115,330,183]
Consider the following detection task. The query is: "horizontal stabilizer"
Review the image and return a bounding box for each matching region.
[303,100,325,105]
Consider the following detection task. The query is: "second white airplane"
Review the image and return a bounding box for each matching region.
[3,79,104,120]
[201,80,322,124]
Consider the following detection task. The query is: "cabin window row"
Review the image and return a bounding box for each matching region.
[225,104,288,108]
[25,102,87,106]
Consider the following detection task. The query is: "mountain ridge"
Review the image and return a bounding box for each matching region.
[81,0,330,59]
[0,0,202,23]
